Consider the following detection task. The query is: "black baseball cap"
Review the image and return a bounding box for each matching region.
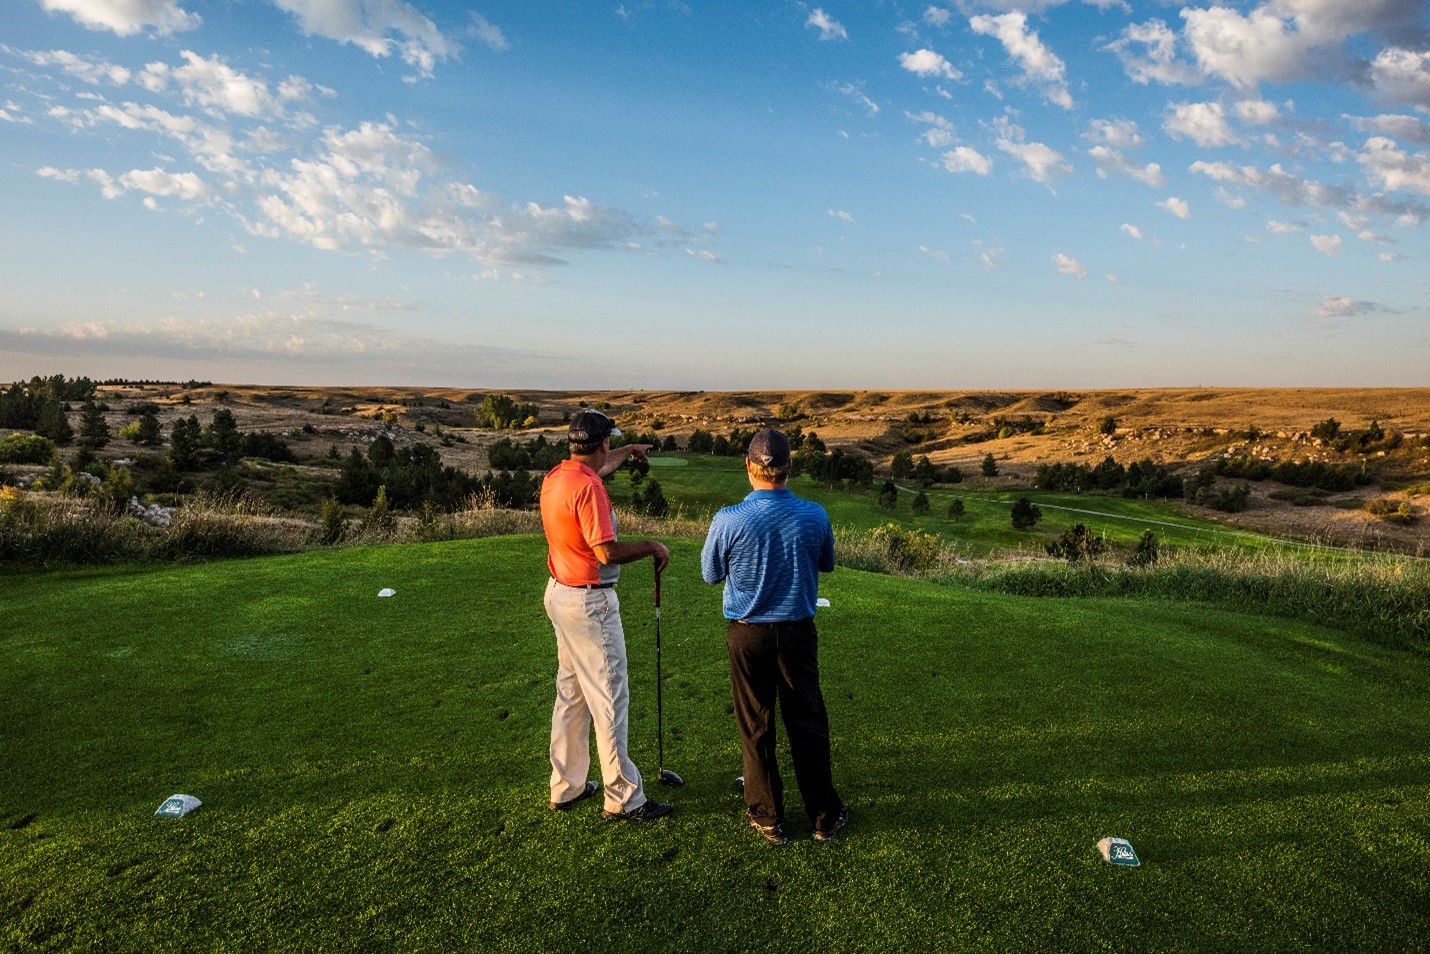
[746,428,791,468]
[569,410,621,449]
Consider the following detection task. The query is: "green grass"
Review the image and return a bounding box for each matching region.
[3,537,1429,952]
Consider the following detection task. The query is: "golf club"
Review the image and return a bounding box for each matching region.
[654,567,685,787]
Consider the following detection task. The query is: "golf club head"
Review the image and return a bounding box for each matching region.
[658,768,685,787]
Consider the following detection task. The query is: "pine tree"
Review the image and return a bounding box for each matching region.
[35,398,73,444]
[135,409,163,446]
[77,399,110,452]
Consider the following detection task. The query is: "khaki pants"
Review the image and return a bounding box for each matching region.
[545,579,646,813]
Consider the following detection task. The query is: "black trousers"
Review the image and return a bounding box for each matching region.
[727,617,842,830]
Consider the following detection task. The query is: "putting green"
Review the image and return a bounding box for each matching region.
[647,457,689,467]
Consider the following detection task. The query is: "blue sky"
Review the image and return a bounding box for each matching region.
[1,0,1427,389]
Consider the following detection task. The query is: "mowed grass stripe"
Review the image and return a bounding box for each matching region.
[3,537,1428,952]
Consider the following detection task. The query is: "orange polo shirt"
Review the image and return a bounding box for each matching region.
[540,459,617,586]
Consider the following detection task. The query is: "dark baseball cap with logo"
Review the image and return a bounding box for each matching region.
[746,428,791,468]
[569,410,621,450]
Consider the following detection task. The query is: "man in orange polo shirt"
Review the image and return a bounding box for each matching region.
[540,409,673,822]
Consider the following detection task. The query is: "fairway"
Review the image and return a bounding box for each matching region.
[607,454,1275,557]
[3,537,1429,952]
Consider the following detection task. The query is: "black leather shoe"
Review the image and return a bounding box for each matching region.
[602,799,673,822]
[549,781,599,811]
[813,806,849,842]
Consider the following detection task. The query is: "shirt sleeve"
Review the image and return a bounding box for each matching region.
[700,512,728,584]
[575,482,616,548]
[817,510,835,573]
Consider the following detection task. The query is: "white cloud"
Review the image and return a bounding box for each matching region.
[37,166,80,183]
[1369,48,1430,111]
[991,117,1069,184]
[1181,5,1312,89]
[1164,101,1241,147]
[1215,187,1247,208]
[0,308,568,385]
[41,0,199,36]
[31,50,689,270]
[270,0,457,79]
[18,48,132,85]
[1314,296,1392,319]
[968,12,1073,109]
[468,12,509,51]
[1120,223,1143,240]
[1088,146,1163,186]
[1191,160,1348,208]
[1182,0,1430,90]
[1109,2,1427,95]
[924,6,953,28]
[1346,113,1430,146]
[899,49,963,81]
[828,209,853,222]
[919,244,951,262]
[942,146,992,175]
[833,82,880,116]
[1084,121,1166,186]
[1358,136,1430,195]
[1267,219,1304,233]
[1158,196,1191,218]
[162,51,296,119]
[55,99,245,176]
[85,168,123,199]
[1085,118,1144,150]
[1104,19,1202,86]
[907,110,955,147]
[976,243,1003,270]
[1310,233,1343,255]
[1234,98,1282,125]
[807,9,848,42]
[119,167,210,200]
[1053,252,1087,277]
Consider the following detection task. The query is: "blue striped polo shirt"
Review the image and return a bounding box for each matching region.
[701,488,835,623]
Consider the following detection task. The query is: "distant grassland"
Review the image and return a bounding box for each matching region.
[3,536,1429,952]
[613,455,1331,553]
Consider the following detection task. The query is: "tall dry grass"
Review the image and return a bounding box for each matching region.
[949,545,1430,652]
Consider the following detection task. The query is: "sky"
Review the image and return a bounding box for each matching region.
[1,0,1427,390]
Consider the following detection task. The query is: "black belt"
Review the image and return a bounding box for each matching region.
[558,580,616,590]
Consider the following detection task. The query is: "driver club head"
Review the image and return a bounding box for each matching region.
[658,768,686,787]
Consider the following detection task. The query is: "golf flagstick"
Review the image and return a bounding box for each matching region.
[654,567,684,787]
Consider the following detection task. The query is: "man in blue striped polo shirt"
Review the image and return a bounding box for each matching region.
[701,428,848,845]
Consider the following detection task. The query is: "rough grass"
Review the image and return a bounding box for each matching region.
[953,548,1430,652]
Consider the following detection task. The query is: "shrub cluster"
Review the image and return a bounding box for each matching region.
[0,433,56,464]
[891,452,962,486]
[337,438,492,511]
[488,435,567,472]
[474,394,539,430]
[1365,498,1416,524]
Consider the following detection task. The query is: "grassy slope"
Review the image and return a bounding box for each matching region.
[3,538,1429,952]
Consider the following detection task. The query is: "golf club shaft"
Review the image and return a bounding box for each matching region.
[655,604,664,768]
